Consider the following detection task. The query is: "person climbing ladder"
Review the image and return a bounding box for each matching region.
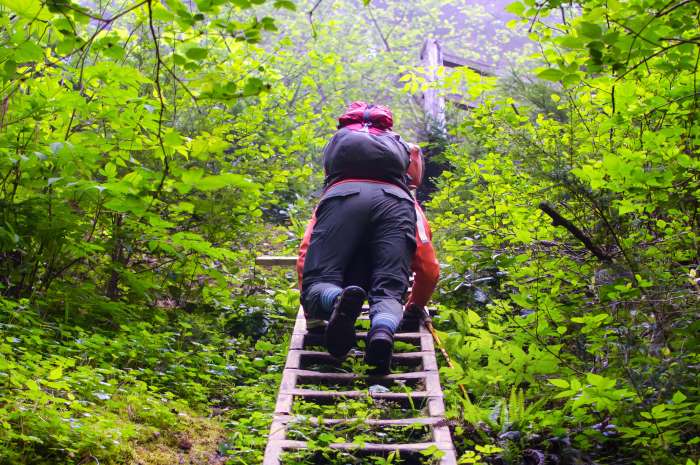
[296,101,439,374]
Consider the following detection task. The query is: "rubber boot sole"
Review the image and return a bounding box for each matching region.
[325,286,365,359]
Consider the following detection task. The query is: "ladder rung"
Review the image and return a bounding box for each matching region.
[284,388,439,399]
[275,415,448,426]
[355,331,423,339]
[255,255,298,267]
[295,349,428,361]
[291,368,430,382]
[271,439,454,453]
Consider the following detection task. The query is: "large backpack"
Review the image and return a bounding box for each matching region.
[323,102,416,191]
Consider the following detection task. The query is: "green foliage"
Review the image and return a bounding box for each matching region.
[429,0,700,463]
[0,295,288,463]
[1,0,698,464]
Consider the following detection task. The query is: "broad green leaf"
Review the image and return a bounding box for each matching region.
[505,1,525,15]
[198,173,250,191]
[579,21,602,38]
[273,0,295,10]
[243,77,263,96]
[0,0,52,19]
[47,367,62,380]
[537,68,563,81]
[16,42,43,62]
[549,378,569,388]
[25,379,40,390]
[186,47,209,61]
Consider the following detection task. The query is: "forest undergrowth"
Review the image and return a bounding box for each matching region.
[0,0,698,464]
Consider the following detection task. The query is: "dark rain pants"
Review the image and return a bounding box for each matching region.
[301,181,416,333]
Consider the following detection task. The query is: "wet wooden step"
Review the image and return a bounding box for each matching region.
[289,350,437,371]
[274,414,449,426]
[284,388,438,400]
[291,368,431,382]
[271,439,454,452]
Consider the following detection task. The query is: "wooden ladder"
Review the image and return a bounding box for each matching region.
[257,256,457,465]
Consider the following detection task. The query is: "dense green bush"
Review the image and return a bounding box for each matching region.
[427,1,700,463]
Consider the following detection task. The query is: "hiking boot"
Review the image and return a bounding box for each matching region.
[365,326,394,375]
[325,286,366,359]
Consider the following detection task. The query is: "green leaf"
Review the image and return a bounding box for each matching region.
[537,68,563,82]
[3,60,17,79]
[505,1,525,16]
[198,173,249,191]
[0,0,52,19]
[562,73,581,86]
[549,378,569,388]
[48,367,63,380]
[186,47,209,61]
[273,0,296,10]
[25,379,40,390]
[16,42,43,62]
[243,77,263,96]
[579,21,602,38]
[151,3,175,21]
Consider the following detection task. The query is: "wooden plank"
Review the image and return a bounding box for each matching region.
[268,419,288,441]
[291,368,430,383]
[437,444,459,465]
[426,396,446,417]
[255,255,298,267]
[302,331,423,349]
[274,415,446,427]
[270,439,454,453]
[289,333,306,350]
[356,331,423,340]
[442,51,494,75]
[422,353,438,372]
[274,393,294,415]
[285,350,301,369]
[420,333,435,351]
[296,349,426,360]
[262,442,282,465]
[297,350,427,369]
[432,424,454,447]
[284,388,441,400]
[424,372,442,394]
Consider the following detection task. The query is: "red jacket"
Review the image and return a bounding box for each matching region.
[296,180,439,309]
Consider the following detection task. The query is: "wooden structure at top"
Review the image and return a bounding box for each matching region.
[420,38,494,131]
[257,255,458,465]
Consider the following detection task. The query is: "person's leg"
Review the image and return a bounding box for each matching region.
[300,183,372,358]
[300,187,369,320]
[365,187,416,372]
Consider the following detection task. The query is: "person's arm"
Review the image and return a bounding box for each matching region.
[296,211,317,289]
[406,201,439,309]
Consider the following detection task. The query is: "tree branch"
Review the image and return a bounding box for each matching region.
[539,201,612,263]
